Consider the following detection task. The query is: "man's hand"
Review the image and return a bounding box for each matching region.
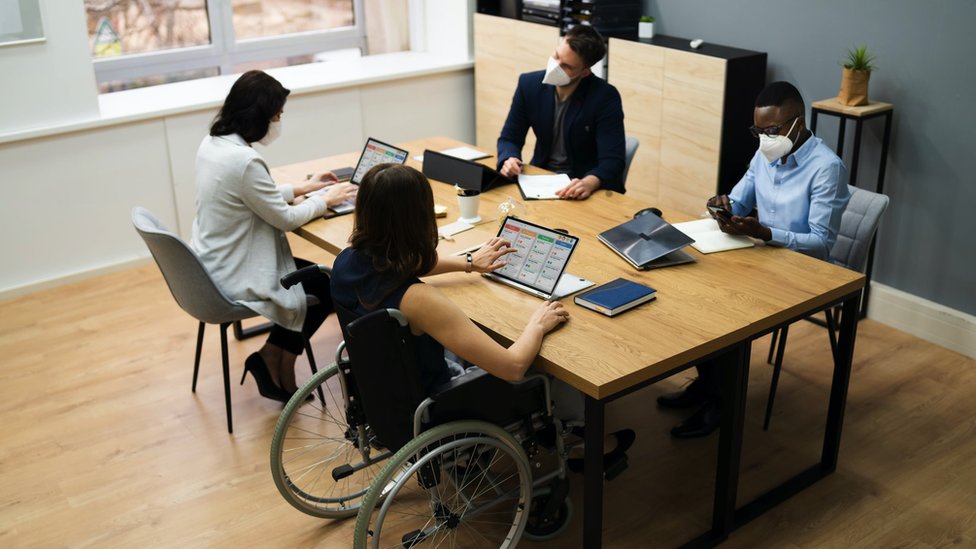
[554,175,600,200]
[706,194,734,219]
[719,215,772,241]
[500,157,524,178]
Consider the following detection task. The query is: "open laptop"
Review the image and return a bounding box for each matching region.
[422,149,513,193]
[483,217,594,300]
[326,138,409,215]
[598,212,696,270]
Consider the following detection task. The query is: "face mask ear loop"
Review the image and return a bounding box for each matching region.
[785,116,800,141]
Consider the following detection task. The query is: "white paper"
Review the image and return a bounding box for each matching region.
[517,173,571,200]
[440,146,491,161]
[672,218,754,254]
[552,273,595,299]
[438,220,474,238]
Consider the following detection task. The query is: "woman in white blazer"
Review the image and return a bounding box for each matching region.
[191,70,356,402]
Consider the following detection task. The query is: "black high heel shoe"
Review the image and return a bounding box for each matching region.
[241,353,291,403]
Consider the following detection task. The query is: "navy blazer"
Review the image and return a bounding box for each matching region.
[496,70,626,193]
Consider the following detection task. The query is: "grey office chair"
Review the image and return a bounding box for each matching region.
[763,185,889,430]
[622,136,640,188]
[131,207,320,433]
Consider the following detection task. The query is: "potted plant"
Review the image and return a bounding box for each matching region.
[638,16,655,39]
[838,45,876,106]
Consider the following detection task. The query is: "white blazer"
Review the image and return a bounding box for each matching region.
[190,134,328,331]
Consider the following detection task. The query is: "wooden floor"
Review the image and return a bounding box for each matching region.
[2,236,974,547]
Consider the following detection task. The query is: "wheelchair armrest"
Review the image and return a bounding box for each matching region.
[426,367,548,428]
[280,264,333,289]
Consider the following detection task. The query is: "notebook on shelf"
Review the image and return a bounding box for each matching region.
[483,216,594,300]
[598,213,696,270]
[671,218,754,254]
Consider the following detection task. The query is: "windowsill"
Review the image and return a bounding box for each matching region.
[0,51,473,145]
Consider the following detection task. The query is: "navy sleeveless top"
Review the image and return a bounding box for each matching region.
[331,247,451,393]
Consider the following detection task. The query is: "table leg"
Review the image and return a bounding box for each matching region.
[810,109,820,134]
[712,342,751,540]
[583,395,606,549]
[822,291,860,470]
[861,110,893,317]
[849,119,864,187]
[836,117,847,156]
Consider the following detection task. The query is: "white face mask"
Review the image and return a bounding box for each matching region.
[758,117,799,163]
[257,120,281,146]
[542,56,571,87]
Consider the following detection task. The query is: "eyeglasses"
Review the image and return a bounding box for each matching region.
[749,116,798,138]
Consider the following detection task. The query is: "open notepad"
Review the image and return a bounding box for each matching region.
[517,174,570,200]
[672,218,755,254]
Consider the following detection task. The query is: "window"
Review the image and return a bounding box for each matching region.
[85,0,365,93]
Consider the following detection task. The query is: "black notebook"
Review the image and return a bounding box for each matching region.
[574,278,657,317]
[598,213,696,270]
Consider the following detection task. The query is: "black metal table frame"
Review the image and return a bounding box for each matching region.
[582,289,862,548]
[811,106,893,318]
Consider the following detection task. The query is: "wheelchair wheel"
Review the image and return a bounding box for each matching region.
[353,420,532,548]
[270,363,399,518]
[522,487,572,541]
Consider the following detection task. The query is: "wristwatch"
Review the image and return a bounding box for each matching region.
[465,253,473,273]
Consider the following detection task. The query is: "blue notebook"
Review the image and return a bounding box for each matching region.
[573,278,657,317]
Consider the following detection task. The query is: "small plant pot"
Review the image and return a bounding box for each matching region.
[638,22,654,39]
[838,67,870,106]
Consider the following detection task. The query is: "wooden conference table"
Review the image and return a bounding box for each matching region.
[274,136,865,548]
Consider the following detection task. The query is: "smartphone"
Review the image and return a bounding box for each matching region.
[708,203,733,219]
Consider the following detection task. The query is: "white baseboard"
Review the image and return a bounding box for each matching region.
[0,256,152,302]
[867,282,976,359]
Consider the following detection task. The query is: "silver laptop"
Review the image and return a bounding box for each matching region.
[327,137,409,215]
[483,217,593,300]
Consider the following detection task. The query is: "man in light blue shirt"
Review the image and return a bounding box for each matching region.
[658,81,850,438]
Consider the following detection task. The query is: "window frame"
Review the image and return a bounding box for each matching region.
[91,0,368,86]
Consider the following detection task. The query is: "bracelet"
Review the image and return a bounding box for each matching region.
[465,253,473,273]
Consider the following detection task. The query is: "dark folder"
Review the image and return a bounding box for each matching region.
[422,149,512,192]
[598,213,696,270]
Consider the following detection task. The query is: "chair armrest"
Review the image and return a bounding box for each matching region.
[280,264,332,289]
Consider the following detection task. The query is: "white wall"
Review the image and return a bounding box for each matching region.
[0,0,99,133]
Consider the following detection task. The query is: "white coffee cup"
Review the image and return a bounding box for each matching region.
[457,191,481,223]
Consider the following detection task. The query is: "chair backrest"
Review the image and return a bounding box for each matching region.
[336,304,428,453]
[623,136,641,187]
[131,207,252,325]
[830,185,890,272]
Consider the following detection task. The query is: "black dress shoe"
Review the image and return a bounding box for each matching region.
[656,378,709,409]
[670,400,721,439]
[566,428,637,474]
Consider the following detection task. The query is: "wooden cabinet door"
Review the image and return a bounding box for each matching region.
[659,48,726,216]
[607,38,665,205]
[473,13,559,157]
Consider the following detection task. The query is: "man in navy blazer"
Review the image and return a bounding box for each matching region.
[496,25,626,199]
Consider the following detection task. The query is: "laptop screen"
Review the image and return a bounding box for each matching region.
[351,138,409,184]
[492,217,579,296]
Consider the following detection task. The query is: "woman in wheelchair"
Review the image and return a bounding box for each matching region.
[191,70,358,402]
[331,163,635,467]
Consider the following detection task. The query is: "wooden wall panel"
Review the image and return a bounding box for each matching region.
[473,13,559,156]
[659,49,727,217]
[607,38,664,204]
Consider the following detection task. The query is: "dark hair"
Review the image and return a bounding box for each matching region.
[350,164,439,298]
[564,25,606,68]
[210,70,290,143]
[755,81,805,116]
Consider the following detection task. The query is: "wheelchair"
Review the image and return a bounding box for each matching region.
[271,266,576,547]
